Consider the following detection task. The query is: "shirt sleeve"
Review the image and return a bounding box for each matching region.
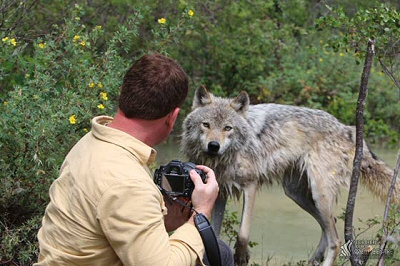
[97,176,205,266]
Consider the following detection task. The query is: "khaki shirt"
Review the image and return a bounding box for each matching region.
[35,116,205,265]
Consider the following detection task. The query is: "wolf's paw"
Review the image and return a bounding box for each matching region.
[234,240,250,266]
[234,250,250,266]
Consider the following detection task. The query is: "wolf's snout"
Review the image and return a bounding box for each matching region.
[207,141,220,154]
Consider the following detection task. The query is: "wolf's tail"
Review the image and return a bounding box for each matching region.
[361,145,399,205]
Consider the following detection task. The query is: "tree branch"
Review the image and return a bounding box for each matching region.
[344,39,375,266]
[377,149,400,265]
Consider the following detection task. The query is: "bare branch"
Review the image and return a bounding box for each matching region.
[0,0,39,38]
[377,36,400,91]
[378,58,400,89]
[377,150,400,265]
[344,39,375,266]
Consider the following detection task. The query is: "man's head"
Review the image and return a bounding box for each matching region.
[119,53,189,120]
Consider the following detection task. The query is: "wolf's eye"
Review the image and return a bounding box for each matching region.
[202,122,210,128]
[224,126,232,131]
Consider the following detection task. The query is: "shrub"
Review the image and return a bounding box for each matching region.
[0,4,194,264]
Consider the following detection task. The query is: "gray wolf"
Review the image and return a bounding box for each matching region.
[181,87,399,266]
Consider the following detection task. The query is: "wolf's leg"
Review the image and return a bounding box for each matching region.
[309,181,341,266]
[234,182,257,266]
[314,200,340,265]
[211,192,227,236]
[283,174,328,263]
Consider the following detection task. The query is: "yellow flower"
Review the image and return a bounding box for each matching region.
[158,18,166,24]
[38,43,46,49]
[10,38,17,46]
[2,37,9,42]
[83,128,89,133]
[3,101,9,105]
[97,104,105,109]
[73,35,80,42]
[97,82,103,89]
[96,25,102,29]
[69,115,77,124]
[339,53,345,57]
[188,10,194,17]
[319,58,323,62]
[100,92,108,101]
[89,82,95,88]
[80,41,86,46]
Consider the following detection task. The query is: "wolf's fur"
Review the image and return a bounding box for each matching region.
[181,87,399,266]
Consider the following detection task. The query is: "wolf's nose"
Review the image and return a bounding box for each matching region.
[208,141,220,153]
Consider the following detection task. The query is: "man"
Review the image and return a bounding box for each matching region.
[35,53,232,265]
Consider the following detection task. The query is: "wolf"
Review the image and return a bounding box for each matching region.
[181,87,399,266]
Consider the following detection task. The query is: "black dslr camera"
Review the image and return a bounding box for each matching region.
[154,160,207,197]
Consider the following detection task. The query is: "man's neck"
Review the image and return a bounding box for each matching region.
[107,110,167,147]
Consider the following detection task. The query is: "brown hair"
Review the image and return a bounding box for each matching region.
[118,53,189,120]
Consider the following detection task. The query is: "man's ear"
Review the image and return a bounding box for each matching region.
[166,107,180,129]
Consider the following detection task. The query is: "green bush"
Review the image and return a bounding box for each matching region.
[255,42,398,145]
[1,1,399,264]
[315,2,400,145]
[0,4,194,264]
[172,0,399,145]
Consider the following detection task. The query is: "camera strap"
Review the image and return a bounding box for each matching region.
[194,213,222,266]
[158,186,222,266]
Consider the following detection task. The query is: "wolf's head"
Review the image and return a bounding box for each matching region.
[181,87,251,163]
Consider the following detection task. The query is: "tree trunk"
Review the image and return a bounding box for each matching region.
[344,39,375,266]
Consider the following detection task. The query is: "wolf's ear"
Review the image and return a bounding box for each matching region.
[192,86,212,109]
[231,91,249,114]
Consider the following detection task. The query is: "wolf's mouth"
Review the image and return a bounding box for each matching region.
[206,150,220,157]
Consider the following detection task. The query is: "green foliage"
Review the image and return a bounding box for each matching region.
[0,215,42,265]
[377,204,400,264]
[171,0,399,146]
[314,3,400,145]
[336,205,400,264]
[221,208,258,250]
[315,3,400,95]
[316,3,400,59]
[1,0,399,264]
[365,119,398,147]
[221,209,240,246]
[177,0,299,98]
[255,42,399,145]
[0,4,194,264]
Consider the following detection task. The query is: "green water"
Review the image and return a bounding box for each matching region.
[155,142,399,265]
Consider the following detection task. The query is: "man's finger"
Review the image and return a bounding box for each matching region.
[189,169,204,186]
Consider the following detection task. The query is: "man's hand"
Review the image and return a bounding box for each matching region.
[163,196,192,232]
[189,165,219,220]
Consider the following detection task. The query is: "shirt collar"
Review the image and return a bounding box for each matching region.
[91,116,157,165]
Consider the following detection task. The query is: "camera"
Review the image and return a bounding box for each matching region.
[154,160,207,197]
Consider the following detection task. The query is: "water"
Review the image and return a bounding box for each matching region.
[155,141,399,264]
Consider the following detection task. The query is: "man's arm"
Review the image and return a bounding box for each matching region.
[98,178,204,265]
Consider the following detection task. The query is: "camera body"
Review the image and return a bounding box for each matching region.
[154,160,206,197]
